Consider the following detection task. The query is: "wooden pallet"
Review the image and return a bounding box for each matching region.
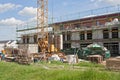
[87,55,103,63]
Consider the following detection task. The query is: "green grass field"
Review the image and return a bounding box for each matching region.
[0,61,120,80]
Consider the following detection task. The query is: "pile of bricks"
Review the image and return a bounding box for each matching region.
[106,58,120,70]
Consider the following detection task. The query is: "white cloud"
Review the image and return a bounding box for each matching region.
[0,3,21,13]
[105,0,120,5]
[0,17,24,26]
[25,17,37,26]
[90,0,95,2]
[18,7,37,17]
[28,17,37,22]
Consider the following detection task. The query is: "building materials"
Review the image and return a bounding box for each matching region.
[4,48,19,57]
[37,0,49,54]
[87,55,103,63]
[66,55,78,64]
[16,3,120,57]
[15,49,32,65]
[16,54,31,65]
[5,57,15,62]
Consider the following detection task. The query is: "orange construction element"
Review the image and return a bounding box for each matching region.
[1,50,6,54]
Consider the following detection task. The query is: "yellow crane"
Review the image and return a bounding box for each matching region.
[37,0,48,53]
[37,0,58,54]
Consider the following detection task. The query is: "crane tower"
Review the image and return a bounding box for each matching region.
[37,0,48,53]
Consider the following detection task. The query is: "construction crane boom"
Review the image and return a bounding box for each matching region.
[37,0,48,53]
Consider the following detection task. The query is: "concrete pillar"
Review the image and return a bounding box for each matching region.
[21,38,23,43]
[109,30,112,39]
[119,43,120,54]
[65,32,67,41]
[60,35,63,50]
[119,28,120,38]
[85,31,87,40]
[29,34,33,43]
[31,35,34,43]
[25,37,27,44]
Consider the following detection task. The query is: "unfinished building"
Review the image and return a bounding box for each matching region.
[17,5,120,56]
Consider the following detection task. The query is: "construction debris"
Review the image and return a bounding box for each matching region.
[5,57,15,62]
[4,47,19,57]
[106,57,120,70]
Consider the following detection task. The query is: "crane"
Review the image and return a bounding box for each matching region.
[37,0,48,54]
[37,0,59,56]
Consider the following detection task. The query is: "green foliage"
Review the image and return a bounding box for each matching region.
[75,62,104,68]
[0,61,120,80]
[50,61,63,64]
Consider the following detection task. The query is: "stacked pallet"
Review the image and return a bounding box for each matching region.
[106,58,120,70]
[16,54,31,65]
[15,49,32,65]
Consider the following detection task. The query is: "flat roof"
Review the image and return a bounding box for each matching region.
[54,12,120,25]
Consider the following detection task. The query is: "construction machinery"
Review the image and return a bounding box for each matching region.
[37,0,59,55]
[37,0,49,54]
[61,43,111,60]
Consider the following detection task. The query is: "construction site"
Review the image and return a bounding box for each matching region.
[11,0,119,68]
[15,2,119,54]
[1,0,120,80]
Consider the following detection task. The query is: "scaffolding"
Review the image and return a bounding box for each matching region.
[52,4,120,23]
[17,4,120,39]
[17,4,120,55]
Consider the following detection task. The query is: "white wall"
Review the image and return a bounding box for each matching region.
[18,44,38,54]
[29,34,34,43]
[71,42,80,48]
[92,30,103,39]
[71,32,80,40]
[27,44,38,53]
[71,32,80,48]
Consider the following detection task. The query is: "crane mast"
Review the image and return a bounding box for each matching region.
[37,0,48,53]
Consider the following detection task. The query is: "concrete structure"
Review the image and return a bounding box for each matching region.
[17,11,120,56]
[17,32,63,53]
[54,12,120,56]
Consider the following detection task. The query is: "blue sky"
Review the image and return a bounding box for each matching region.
[0,0,120,40]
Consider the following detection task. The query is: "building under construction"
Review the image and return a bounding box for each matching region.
[17,5,120,56]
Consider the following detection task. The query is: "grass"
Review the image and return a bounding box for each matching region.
[75,61,104,68]
[0,61,120,80]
